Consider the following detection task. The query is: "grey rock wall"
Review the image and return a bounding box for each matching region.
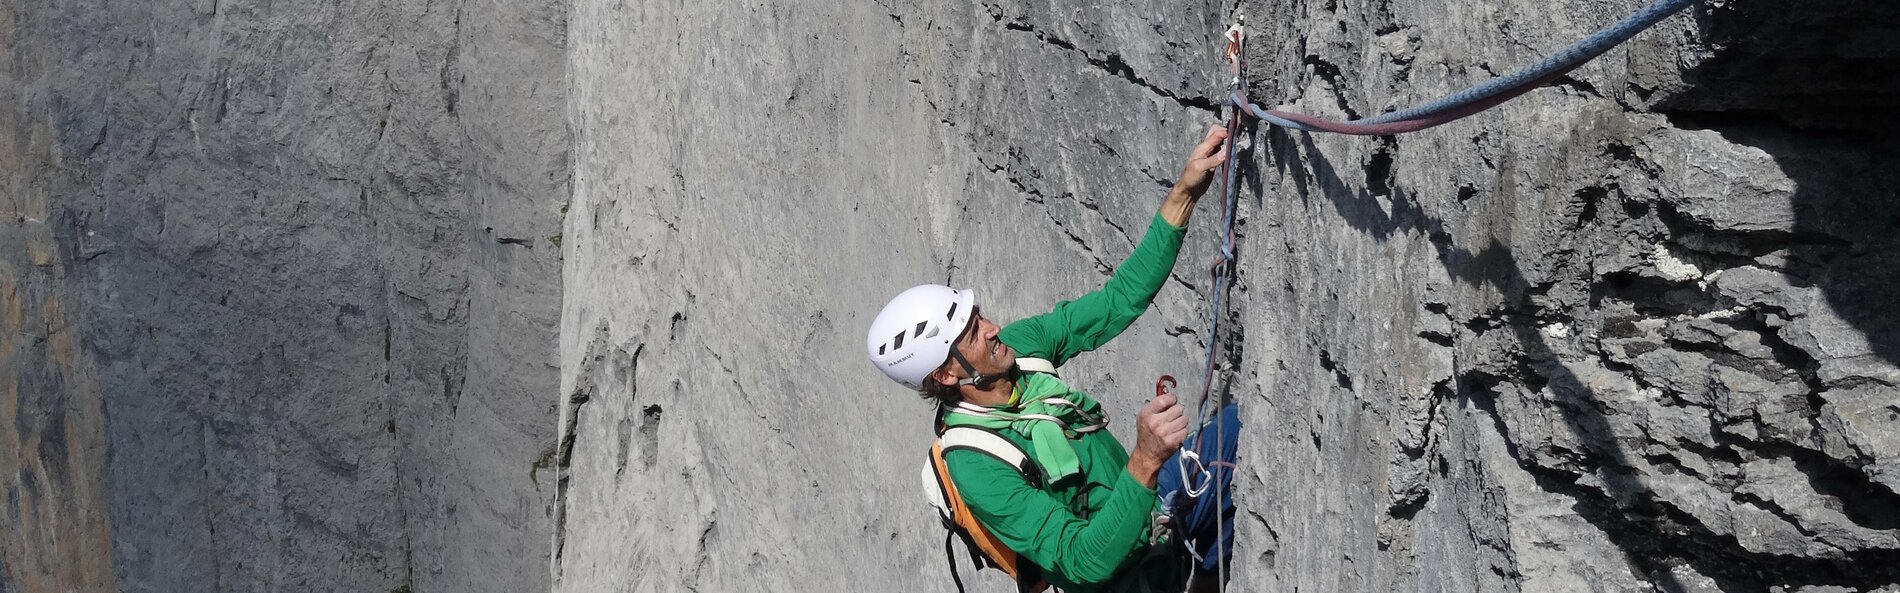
[1,2,117,586]
[2,0,567,592]
[559,0,1898,592]
[6,0,1896,591]
[1228,0,1900,591]
[554,1,1228,590]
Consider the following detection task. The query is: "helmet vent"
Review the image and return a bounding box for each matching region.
[893,331,906,351]
[945,302,959,320]
[914,321,928,337]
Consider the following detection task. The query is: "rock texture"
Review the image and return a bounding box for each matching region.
[558,0,1899,592]
[6,0,1898,592]
[3,1,567,592]
[1229,0,1900,591]
[555,1,1231,590]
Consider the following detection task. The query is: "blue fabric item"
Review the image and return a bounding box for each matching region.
[1155,403,1240,573]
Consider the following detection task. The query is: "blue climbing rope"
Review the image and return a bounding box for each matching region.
[1172,23,1252,592]
[1236,0,1698,135]
[1196,85,1243,418]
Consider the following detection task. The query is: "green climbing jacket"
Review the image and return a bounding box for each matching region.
[941,213,1189,593]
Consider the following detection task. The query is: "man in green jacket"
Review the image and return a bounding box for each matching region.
[866,126,1238,592]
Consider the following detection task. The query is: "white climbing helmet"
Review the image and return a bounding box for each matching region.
[866,284,975,390]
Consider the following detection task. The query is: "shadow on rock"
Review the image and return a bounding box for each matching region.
[1660,0,1900,368]
[1268,103,1900,588]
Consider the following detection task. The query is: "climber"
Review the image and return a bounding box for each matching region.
[867,125,1241,593]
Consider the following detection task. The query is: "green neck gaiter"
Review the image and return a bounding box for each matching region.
[942,372,1108,484]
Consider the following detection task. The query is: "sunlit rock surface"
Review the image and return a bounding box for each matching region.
[3,0,1895,592]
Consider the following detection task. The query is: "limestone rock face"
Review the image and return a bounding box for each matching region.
[553,1,1229,591]
[6,0,1898,592]
[557,0,1899,591]
[2,0,568,591]
[1227,0,1900,591]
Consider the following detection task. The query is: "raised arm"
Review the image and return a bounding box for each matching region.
[999,126,1230,366]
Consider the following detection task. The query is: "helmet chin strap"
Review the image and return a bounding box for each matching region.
[946,348,996,387]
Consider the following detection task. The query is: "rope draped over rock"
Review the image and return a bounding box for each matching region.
[1184,2,1699,586]
[1232,0,1699,135]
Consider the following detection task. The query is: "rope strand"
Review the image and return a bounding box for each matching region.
[1234,0,1697,135]
[1183,2,1697,588]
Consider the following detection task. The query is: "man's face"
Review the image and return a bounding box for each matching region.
[934,307,1015,385]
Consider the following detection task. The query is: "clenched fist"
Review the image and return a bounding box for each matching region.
[1126,388,1191,488]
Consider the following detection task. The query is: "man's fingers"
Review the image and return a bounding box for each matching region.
[1195,153,1227,174]
[1193,126,1229,157]
[1155,396,1183,415]
[1155,412,1184,432]
[1162,430,1187,447]
[1162,413,1190,434]
[1194,136,1225,159]
[1153,407,1185,433]
[1149,391,1177,411]
[1203,124,1230,143]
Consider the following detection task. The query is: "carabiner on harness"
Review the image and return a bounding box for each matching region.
[1154,376,1214,499]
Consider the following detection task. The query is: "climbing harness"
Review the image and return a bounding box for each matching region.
[945,369,1112,485]
[1231,0,1698,135]
[927,358,1074,593]
[927,424,1051,593]
[943,360,1109,437]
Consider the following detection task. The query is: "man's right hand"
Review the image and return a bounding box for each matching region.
[1127,389,1190,488]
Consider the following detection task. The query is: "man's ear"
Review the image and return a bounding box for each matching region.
[930,367,958,387]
